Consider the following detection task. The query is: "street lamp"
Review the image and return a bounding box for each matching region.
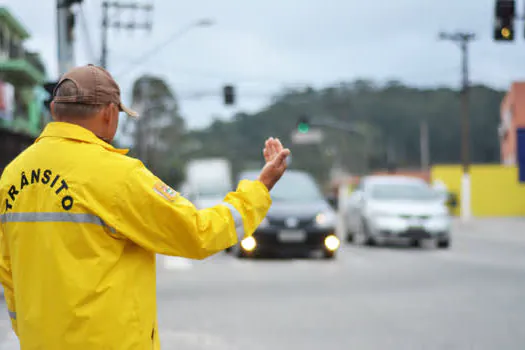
[115,18,216,77]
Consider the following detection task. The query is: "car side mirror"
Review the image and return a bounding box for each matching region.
[327,195,338,210]
[447,192,458,208]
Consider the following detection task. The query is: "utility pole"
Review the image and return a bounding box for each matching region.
[100,1,153,69]
[57,0,82,76]
[439,31,476,221]
[420,120,430,171]
[386,138,397,172]
[138,78,149,167]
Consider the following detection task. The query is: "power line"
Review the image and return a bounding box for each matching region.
[114,18,215,78]
[100,1,153,69]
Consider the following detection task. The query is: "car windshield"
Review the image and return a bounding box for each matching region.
[194,186,229,198]
[369,182,439,201]
[239,171,323,201]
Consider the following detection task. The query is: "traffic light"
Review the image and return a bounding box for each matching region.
[297,116,310,133]
[223,85,235,105]
[494,0,515,41]
[43,81,57,111]
[64,0,83,5]
[60,0,83,7]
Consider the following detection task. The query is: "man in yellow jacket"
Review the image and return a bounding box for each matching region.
[0,64,290,349]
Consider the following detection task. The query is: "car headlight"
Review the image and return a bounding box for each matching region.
[315,211,336,227]
[241,236,256,251]
[324,235,340,251]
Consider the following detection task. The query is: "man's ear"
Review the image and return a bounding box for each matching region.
[50,101,58,121]
[101,104,113,124]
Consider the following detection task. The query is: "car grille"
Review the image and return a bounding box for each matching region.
[255,233,326,245]
[267,218,315,228]
[399,215,431,220]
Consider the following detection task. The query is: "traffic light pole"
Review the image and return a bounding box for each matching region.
[306,118,367,136]
[299,117,370,173]
[439,31,476,222]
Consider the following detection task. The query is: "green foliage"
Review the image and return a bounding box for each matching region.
[122,75,186,188]
[185,81,504,183]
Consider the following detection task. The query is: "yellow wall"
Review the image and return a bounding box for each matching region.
[431,165,463,216]
[431,164,525,217]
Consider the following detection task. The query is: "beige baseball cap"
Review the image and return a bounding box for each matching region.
[53,64,139,118]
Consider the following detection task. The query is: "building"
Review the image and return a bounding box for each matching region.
[499,82,525,166]
[0,7,50,171]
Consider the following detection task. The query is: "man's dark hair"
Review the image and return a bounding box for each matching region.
[52,80,105,119]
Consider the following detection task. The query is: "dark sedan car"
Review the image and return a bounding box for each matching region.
[229,170,340,259]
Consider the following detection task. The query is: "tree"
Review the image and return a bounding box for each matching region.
[184,80,504,186]
[121,75,186,187]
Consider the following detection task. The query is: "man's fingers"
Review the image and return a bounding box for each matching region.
[273,149,291,167]
[263,148,270,162]
[269,138,277,155]
[275,138,284,152]
[264,138,288,165]
[264,147,272,162]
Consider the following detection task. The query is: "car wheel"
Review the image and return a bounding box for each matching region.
[236,249,248,258]
[410,239,422,248]
[437,238,451,249]
[361,221,377,246]
[323,250,336,259]
[355,219,375,246]
[231,244,247,258]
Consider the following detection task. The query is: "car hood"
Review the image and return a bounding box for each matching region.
[368,199,447,216]
[266,200,331,219]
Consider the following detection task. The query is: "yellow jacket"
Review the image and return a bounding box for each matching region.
[0,122,271,349]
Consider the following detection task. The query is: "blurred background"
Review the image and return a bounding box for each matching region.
[1,1,525,349]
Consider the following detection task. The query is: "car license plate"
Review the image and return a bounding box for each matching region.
[409,218,424,229]
[278,230,306,242]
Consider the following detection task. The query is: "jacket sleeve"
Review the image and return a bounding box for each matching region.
[110,164,272,259]
[0,224,17,336]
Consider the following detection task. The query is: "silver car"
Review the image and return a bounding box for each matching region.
[345,175,452,248]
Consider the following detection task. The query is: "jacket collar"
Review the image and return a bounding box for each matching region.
[36,122,129,155]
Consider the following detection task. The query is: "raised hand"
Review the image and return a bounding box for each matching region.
[258,137,291,191]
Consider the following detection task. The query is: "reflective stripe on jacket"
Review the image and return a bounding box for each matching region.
[0,122,271,349]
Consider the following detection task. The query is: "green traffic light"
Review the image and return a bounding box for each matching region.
[298,123,309,133]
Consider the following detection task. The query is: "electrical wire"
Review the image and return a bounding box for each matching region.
[115,22,200,78]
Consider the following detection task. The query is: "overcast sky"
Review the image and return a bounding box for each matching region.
[4,0,525,129]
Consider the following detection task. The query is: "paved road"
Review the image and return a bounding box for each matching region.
[0,218,524,349]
